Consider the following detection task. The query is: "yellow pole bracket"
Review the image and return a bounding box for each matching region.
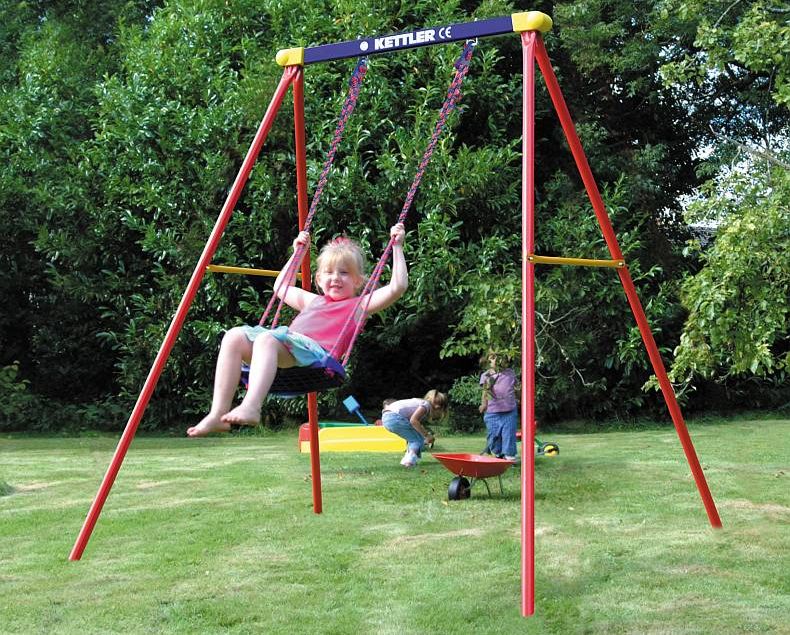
[511,11,553,33]
[206,264,301,279]
[528,255,625,268]
[275,47,305,67]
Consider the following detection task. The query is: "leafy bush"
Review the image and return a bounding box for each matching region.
[0,363,33,429]
[447,374,483,433]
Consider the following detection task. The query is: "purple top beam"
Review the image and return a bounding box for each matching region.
[303,16,513,65]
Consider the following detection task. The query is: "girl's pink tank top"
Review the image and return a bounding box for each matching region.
[289,295,366,357]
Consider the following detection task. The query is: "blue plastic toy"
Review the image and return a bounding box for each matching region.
[342,395,370,425]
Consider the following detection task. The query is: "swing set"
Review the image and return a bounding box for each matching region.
[68,11,722,618]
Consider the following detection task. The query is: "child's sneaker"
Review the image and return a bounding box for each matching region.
[400,450,419,467]
[505,455,521,465]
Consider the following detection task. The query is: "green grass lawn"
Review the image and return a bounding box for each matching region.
[1,417,788,634]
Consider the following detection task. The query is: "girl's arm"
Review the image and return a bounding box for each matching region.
[365,223,408,314]
[409,406,434,442]
[274,231,319,311]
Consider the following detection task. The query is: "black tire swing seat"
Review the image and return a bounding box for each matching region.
[271,357,346,397]
[241,355,346,398]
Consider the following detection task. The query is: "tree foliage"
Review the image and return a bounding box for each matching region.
[670,166,789,384]
[1,0,787,431]
[0,0,164,411]
[657,0,790,404]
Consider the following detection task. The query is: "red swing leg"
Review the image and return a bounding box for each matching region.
[534,38,722,529]
[68,66,300,561]
[520,30,538,618]
[291,68,324,514]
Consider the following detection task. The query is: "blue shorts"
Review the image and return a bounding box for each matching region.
[241,325,328,367]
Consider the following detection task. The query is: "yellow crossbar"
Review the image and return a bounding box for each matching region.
[206,264,301,279]
[528,254,625,268]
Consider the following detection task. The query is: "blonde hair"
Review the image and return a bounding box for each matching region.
[316,236,366,291]
[424,389,448,418]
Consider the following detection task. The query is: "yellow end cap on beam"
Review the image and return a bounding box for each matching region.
[512,11,553,33]
[276,47,305,67]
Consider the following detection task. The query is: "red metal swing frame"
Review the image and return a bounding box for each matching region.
[69,12,722,621]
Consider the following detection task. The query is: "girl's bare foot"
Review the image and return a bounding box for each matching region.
[220,404,260,427]
[186,413,231,437]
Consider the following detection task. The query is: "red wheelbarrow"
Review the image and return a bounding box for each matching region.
[433,453,515,500]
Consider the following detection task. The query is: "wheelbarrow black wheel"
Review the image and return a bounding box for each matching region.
[541,442,559,456]
[448,476,471,500]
